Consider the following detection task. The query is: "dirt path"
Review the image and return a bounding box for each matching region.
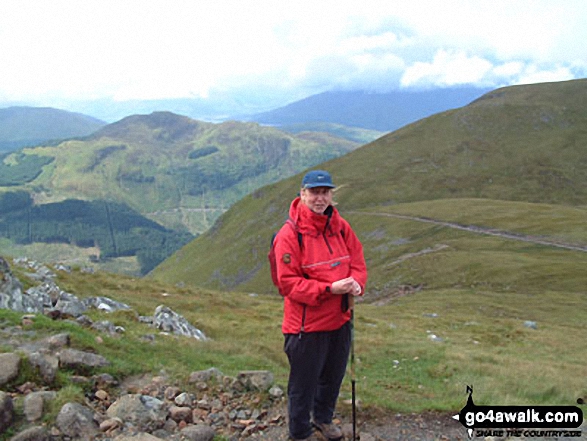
[350,211,587,253]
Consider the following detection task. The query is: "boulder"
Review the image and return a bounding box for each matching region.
[56,402,99,438]
[107,394,168,432]
[27,351,59,383]
[153,305,208,340]
[0,352,21,385]
[24,391,57,422]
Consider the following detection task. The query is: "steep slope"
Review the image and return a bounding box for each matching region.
[151,79,587,293]
[0,106,105,152]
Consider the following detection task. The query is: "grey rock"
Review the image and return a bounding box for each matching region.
[27,351,59,383]
[1,257,43,314]
[179,424,216,441]
[269,385,284,398]
[24,391,57,422]
[106,394,167,432]
[0,391,14,433]
[237,370,274,391]
[153,305,208,340]
[8,425,49,441]
[92,320,125,334]
[188,367,224,384]
[83,296,131,313]
[113,433,164,441]
[58,348,110,369]
[55,402,98,438]
[0,352,21,385]
[53,291,87,317]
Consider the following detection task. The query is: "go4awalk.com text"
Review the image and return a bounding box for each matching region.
[453,386,583,438]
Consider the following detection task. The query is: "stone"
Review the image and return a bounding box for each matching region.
[99,417,122,432]
[113,433,164,441]
[269,385,284,398]
[106,394,167,432]
[179,424,216,441]
[0,391,14,433]
[153,305,208,340]
[53,291,87,317]
[8,425,49,441]
[237,370,274,391]
[174,392,193,406]
[55,402,98,438]
[58,348,110,369]
[83,296,131,312]
[27,351,59,383]
[169,405,192,423]
[188,367,223,384]
[0,352,21,385]
[24,391,56,422]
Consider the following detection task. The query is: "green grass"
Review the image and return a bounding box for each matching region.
[3,251,585,418]
[149,195,587,414]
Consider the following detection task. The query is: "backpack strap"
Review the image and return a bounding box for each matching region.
[285,218,303,249]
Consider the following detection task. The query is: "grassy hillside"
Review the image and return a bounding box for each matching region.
[0,112,361,272]
[0,106,105,152]
[2,112,359,235]
[152,79,587,291]
[147,80,587,412]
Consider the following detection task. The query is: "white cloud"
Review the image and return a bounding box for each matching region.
[401,50,493,87]
[0,0,586,106]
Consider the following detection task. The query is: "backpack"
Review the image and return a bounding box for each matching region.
[268,218,302,295]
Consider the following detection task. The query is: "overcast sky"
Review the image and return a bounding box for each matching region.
[1,0,586,110]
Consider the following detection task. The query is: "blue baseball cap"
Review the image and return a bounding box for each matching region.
[301,170,336,189]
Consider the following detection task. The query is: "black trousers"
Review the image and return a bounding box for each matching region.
[284,321,351,439]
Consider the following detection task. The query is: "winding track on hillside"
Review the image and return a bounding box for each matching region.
[347,211,587,253]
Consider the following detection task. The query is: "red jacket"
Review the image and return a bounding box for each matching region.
[274,197,368,334]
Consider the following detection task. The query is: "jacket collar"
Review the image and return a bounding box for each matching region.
[289,197,339,235]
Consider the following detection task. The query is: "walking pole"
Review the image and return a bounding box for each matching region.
[349,295,357,441]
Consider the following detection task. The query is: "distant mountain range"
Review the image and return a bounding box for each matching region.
[0,106,106,152]
[1,87,491,144]
[248,87,491,132]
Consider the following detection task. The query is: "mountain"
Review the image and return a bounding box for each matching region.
[0,106,106,152]
[249,87,492,132]
[150,79,587,294]
[0,112,361,272]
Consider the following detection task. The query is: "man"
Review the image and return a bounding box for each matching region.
[273,170,368,441]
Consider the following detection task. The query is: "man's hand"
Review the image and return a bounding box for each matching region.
[331,277,362,296]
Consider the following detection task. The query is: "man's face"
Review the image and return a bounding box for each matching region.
[301,186,333,214]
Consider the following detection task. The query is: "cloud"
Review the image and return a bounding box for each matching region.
[0,0,586,107]
[400,50,494,88]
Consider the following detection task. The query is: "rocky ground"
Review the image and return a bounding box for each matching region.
[1,257,585,440]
